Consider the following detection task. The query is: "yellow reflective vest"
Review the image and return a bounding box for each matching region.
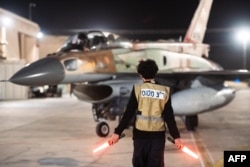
[134,82,170,131]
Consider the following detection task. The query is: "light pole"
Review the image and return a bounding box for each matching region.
[29,3,36,20]
[236,28,250,69]
[243,39,247,69]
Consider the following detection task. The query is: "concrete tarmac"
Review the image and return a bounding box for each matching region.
[0,87,250,167]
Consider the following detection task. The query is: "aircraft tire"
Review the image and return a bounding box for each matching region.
[96,122,110,137]
[193,115,198,127]
[189,115,198,127]
[185,115,198,131]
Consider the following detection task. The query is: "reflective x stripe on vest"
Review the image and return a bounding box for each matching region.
[134,83,170,131]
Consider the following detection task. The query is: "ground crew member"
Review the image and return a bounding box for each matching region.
[108,59,183,167]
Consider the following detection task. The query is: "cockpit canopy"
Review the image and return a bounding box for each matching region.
[57,30,108,52]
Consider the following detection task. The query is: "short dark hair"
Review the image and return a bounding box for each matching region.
[137,59,158,79]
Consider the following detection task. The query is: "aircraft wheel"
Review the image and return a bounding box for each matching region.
[96,122,110,137]
[185,115,198,131]
[193,115,198,127]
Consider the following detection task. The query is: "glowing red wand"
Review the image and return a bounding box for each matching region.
[167,136,199,159]
[93,134,125,153]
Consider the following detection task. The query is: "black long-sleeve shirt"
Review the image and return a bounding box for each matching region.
[114,84,181,140]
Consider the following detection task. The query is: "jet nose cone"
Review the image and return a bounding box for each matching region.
[9,57,65,86]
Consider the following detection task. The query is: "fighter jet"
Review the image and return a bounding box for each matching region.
[8,0,250,137]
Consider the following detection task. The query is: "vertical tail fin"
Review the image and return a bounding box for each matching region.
[183,0,213,43]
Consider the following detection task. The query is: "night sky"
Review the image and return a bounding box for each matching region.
[1,0,250,69]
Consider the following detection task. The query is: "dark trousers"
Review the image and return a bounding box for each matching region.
[132,138,165,167]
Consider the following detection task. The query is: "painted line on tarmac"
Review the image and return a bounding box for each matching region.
[192,131,214,167]
[213,159,223,167]
[212,145,250,167]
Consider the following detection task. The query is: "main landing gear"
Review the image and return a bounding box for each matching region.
[185,115,198,131]
[96,121,110,137]
[92,101,199,136]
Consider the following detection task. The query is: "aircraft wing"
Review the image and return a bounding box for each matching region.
[111,70,250,82]
[158,70,250,80]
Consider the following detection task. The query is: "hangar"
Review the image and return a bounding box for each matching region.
[0,8,68,100]
[0,8,40,100]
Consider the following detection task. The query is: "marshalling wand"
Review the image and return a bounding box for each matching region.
[93,134,125,153]
[167,136,199,159]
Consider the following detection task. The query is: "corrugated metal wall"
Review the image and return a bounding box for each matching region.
[0,61,28,100]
